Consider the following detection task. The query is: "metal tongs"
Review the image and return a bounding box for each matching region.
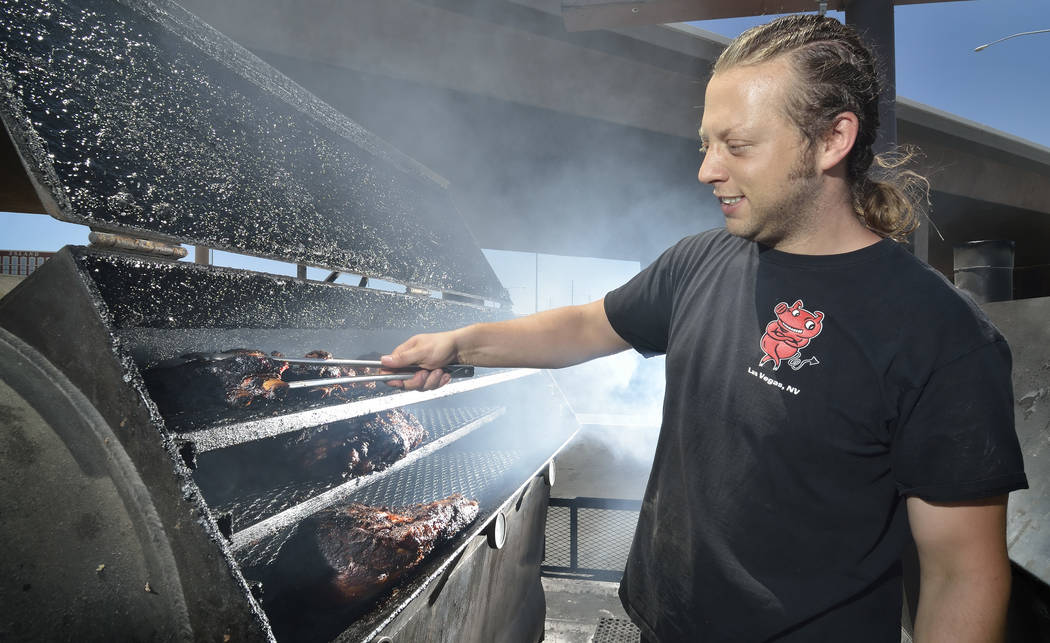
[273,356,475,388]
[156,350,475,390]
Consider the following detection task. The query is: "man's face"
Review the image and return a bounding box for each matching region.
[698,58,822,247]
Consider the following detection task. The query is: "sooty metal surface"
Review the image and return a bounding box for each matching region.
[80,247,505,336]
[0,0,509,301]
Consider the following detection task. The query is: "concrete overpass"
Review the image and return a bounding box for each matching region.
[5,0,1049,296]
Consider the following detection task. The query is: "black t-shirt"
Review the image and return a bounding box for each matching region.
[604,228,1028,643]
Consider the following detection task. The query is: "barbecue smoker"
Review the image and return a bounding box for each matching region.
[0,0,577,640]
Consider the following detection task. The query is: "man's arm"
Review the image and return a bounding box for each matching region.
[907,494,1011,643]
[381,298,631,390]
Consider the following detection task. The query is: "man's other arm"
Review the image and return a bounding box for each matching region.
[907,494,1011,643]
[381,298,631,390]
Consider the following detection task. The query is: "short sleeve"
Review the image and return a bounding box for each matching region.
[603,242,683,357]
[893,339,1028,502]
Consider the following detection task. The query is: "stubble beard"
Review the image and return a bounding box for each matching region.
[738,145,822,248]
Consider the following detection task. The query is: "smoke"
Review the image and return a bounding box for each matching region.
[550,350,665,469]
[166,0,722,488]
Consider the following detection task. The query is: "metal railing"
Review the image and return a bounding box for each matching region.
[542,496,642,582]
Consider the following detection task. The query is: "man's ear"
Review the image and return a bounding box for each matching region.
[818,111,859,172]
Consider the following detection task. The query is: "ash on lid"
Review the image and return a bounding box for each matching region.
[0,0,509,302]
[78,251,507,331]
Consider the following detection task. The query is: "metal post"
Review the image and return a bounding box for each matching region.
[569,503,578,571]
[845,1,896,156]
[844,2,929,261]
[534,253,539,314]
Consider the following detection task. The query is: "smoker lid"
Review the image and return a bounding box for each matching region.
[0,0,510,303]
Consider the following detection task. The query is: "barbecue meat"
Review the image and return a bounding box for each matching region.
[283,409,428,479]
[346,409,427,476]
[144,348,288,413]
[144,347,389,415]
[279,494,479,605]
[280,350,378,392]
[226,374,289,407]
[280,350,353,380]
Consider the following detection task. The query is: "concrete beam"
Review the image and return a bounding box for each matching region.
[898,98,1050,216]
[178,0,706,140]
[559,0,964,32]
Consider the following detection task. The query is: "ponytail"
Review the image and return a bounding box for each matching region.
[852,148,930,241]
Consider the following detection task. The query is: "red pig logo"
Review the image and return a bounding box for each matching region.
[759,300,824,371]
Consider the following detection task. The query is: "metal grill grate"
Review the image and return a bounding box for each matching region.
[179,371,533,452]
[542,497,641,582]
[236,448,520,569]
[593,617,640,643]
[213,406,502,530]
[412,406,497,441]
[352,449,519,507]
[222,479,341,532]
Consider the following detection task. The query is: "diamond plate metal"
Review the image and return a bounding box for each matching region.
[593,617,640,643]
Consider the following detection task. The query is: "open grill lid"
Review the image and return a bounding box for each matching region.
[0,0,510,304]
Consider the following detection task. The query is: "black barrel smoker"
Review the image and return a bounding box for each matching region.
[0,0,576,640]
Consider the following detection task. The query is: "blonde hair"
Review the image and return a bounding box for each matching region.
[714,14,927,241]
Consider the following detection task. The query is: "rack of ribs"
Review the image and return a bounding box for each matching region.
[277,493,480,605]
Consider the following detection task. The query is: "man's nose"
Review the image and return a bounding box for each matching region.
[697,149,725,185]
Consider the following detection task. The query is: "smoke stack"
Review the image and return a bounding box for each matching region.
[953,240,1015,303]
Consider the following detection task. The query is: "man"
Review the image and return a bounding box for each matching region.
[381,15,1028,642]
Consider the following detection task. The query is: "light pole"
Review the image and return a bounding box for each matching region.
[974,29,1050,52]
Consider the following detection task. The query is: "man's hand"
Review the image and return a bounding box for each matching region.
[908,494,1011,643]
[381,331,459,391]
[380,299,629,392]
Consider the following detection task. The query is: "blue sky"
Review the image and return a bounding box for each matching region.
[690,0,1050,148]
[2,0,1047,312]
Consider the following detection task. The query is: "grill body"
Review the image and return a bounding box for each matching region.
[0,0,578,639]
[0,245,576,642]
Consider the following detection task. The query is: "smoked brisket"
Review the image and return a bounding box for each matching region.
[143,348,289,413]
[283,409,428,479]
[143,348,383,415]
[277,493,479,604]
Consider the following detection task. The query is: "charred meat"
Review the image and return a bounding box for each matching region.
[347,409,428,476]
[143,348,384,415]
[144,348,289,413]
[277,493,479,604]
[283,409,428,479]
[280,350,378,391]
[226,374,289,407]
